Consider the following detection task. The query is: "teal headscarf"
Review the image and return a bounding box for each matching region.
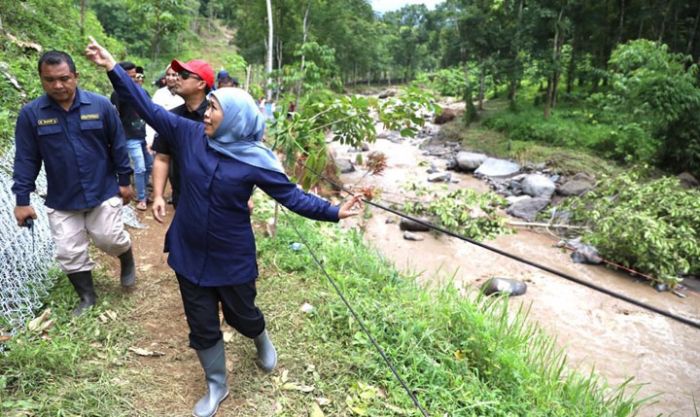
[207,88,285,175]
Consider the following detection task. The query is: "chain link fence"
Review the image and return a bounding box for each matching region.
[0,146,145,338]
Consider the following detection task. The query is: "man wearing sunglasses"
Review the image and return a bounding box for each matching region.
[151,59,214,210]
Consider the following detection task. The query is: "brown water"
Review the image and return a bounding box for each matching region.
[335,134,700,417]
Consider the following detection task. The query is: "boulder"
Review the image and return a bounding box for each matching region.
[456,151,488,171]
[399,217,431,232]
[378,89,397,99]
[678,172,699,189]
[558,179,594,196]
[506,197,549,221]
[403,231,425,241]
[521,174,556,199]
[572,172,596,182]
[475,158,521,178]
[434,108,457,124]
[565,238,603,264]
[335,158,355,174]
[481,277,527,296]
[427,172,451,183]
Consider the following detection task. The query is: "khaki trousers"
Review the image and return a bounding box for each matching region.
[47,196,131,274]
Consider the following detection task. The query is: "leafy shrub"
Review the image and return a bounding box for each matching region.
[403,188,511,241]
[594,40,700,174]
[563,170,700,286]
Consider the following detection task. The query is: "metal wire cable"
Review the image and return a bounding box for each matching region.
[300,162,700,331]
[280,209,432,417]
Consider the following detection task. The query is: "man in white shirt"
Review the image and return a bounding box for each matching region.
[145,64,184,147]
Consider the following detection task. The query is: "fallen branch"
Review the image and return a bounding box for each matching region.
[507,221,587,230]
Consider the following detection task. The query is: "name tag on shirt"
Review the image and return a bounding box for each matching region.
[81,113,100,121]
[37,118,58,126]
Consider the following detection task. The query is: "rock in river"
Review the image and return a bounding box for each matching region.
[480,277,527,296]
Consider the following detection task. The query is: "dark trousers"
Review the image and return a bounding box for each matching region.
[176,273,265,350]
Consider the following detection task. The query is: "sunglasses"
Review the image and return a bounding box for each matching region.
[178,70,202,81]
[135,74,145,80]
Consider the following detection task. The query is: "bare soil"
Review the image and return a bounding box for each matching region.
[101,210,288,416]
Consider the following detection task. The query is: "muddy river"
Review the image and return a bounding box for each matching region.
[334,129,700,417]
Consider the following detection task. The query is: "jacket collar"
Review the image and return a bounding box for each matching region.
[38,88,90,110]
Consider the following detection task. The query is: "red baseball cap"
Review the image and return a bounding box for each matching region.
[170,59,215,89]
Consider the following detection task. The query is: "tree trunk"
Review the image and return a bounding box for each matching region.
[545,7,565,119]
[265,0,274,102]
[687,3,700,54]
[245,64,252,92]
[80,0,86,36]
[657,0,670,42]
[544,78,552,118]
[463,64,477,125]
[671,2,679,50]
[295,2,310,107]
[566,35,577,94]
[151,6,162,61]
[478,66,486,110]
[617,0,625,43]
[275,37,283,101]
[508,0,525,105]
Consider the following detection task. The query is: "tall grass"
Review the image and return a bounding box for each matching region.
[0,269,135,416]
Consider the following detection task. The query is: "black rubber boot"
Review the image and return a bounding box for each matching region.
[193,339,229,417]
[254,330,277,373]
[67,271,97,316]
[118,247,136,288]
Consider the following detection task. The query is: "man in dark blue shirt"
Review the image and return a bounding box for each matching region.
[12,50,138,315]
[111,61,151,211]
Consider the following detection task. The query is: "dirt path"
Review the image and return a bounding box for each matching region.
[335,135,700,417]
[102,210,284,416]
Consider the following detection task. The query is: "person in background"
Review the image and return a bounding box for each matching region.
[146,64,184,151]
[13,50,137,315]
[135,66,145,85]
[87,38,362,417]
[135,65,153,197]
[110,61,150,211]
[151,59,213,209]
[153,72,166,88]
[216,70,239,89]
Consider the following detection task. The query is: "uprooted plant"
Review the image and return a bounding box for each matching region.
[562,169,700,287]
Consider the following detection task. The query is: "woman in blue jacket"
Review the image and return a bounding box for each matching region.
[86,38,362,417]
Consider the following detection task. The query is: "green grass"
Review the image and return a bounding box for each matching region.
[252,195,646,416]
[1,194,648,416]
[0,268,136,416]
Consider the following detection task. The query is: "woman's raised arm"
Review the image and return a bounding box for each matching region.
[84,36,186,148]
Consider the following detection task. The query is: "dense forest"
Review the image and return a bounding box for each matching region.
[2,0,700,177]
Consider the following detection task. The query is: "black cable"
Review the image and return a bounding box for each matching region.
[280,209,432,417]
[301,163,700,331]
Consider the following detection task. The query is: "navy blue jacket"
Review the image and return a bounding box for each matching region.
[108,65,339,286]
[12,89,132,210]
